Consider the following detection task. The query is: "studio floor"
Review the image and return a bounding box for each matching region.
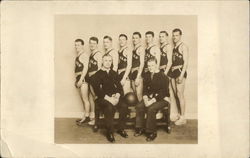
[54,118,198,144]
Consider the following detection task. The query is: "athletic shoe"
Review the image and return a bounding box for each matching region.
[175,116,187,125]
[88,119,95,126]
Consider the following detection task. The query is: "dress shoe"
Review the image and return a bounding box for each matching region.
[134,128,144,137]
[117,130,128,138]
[76,117,90,126]
[106,132,115,143]
[146,132,157,141]
[93,125,99,132]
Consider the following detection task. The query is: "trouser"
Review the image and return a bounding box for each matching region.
[135,100,169,133]
[95,98,129,133]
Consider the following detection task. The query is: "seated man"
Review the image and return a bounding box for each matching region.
[134,57,170,141]
[91,54,129,143]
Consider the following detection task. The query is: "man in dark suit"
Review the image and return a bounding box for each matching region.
[134,57,170,141]
[91,54,129,143]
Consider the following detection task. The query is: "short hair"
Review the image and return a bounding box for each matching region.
[133,32,141,38]
[103,35,112,41]
[160,31,169,36]
[89,36,99,44]
[119,34,128,40]
[102,53,113,60]
[147,57,157,64]
[145,31,154,37]
[75,39,84,45]
[172,28,182,35]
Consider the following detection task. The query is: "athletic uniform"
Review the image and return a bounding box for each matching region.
[117,47,128,81]
[86,51,100,82]
[144,45,156,73]
[75,53,87,85]
[130,45,141,80]
[159,43,171,76]
[169,43,187,79]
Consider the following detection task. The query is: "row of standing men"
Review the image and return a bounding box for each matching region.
[74,28,189,142]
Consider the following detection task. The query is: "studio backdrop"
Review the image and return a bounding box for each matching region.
[54,15,197,119]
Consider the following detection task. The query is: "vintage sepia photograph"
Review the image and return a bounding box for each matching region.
[54,15,198,144]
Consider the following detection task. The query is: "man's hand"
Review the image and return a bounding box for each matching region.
[76,80,82,88]
[177,75,184,84]
[120,78,126,86]
[143,95,150,107]
[146,98,156,107]
[135,77,141,87]
[105,95,119,106]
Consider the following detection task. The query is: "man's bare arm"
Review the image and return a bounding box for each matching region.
[136,47,145,79]
[164,44,173,75]
[180,44,189,78]
[122,49,132,80]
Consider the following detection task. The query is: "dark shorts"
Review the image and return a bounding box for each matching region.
[75,75,88,87]
[168,68,187,79]
[160,68,172,77]
[129,70,138,80]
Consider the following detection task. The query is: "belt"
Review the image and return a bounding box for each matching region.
[118,68,126,74]
[88,71,97,77]
[171,65,183,71]
[75,72,82,76]
[159,65,167,70]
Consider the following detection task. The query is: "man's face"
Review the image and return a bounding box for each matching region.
[103,38,112,50]
[132,34,140,45]
[119,36,127,47]
[147,61,157,73]
[172,31,181,43]
[145,34,153,44]
[75,42,83,52]
[89,40,98,51]
[102,56,113,69]
[159,33,167,44]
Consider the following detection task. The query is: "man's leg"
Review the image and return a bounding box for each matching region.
[116,99,129,138]
[134,101,146,136]
[146,100,168,134]
[135,78,143,102]
[102,100,116,133]
[175,78,186,125]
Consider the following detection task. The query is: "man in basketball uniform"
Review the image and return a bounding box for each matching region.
[117,34,132,94]
[103,36,118,72]
[144,31,161,74]
[170,28,189,125]
[131,32,144,102]
[159,31,172,76]
[134,57,170,141]
[91,54,129,143]
[74,39,91,125]
[86,37,103,125]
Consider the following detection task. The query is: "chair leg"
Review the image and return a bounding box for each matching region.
[165,104,171,134]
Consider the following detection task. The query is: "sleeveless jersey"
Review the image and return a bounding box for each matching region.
[104,49,113,56]
[88,51,100,73]
[144,45,156,69]
[118,47,128,70]
[172,43,184,67]
[170,42,187,78]
[75,53,84,73]
[132,45,141,68]
[160,44,169,68]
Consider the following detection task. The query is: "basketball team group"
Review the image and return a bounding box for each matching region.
[74,28,189,142]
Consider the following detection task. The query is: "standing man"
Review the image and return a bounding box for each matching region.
[159,31,172,76]
[144,31,161,74]
[91,54,129,143]
[103,36,119,72]
[134,57,170,141]
[130,32,144,102]
[74,39,91,125]
[117,34,132,94]
[86,37,103,125]
[169,28,189,125]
